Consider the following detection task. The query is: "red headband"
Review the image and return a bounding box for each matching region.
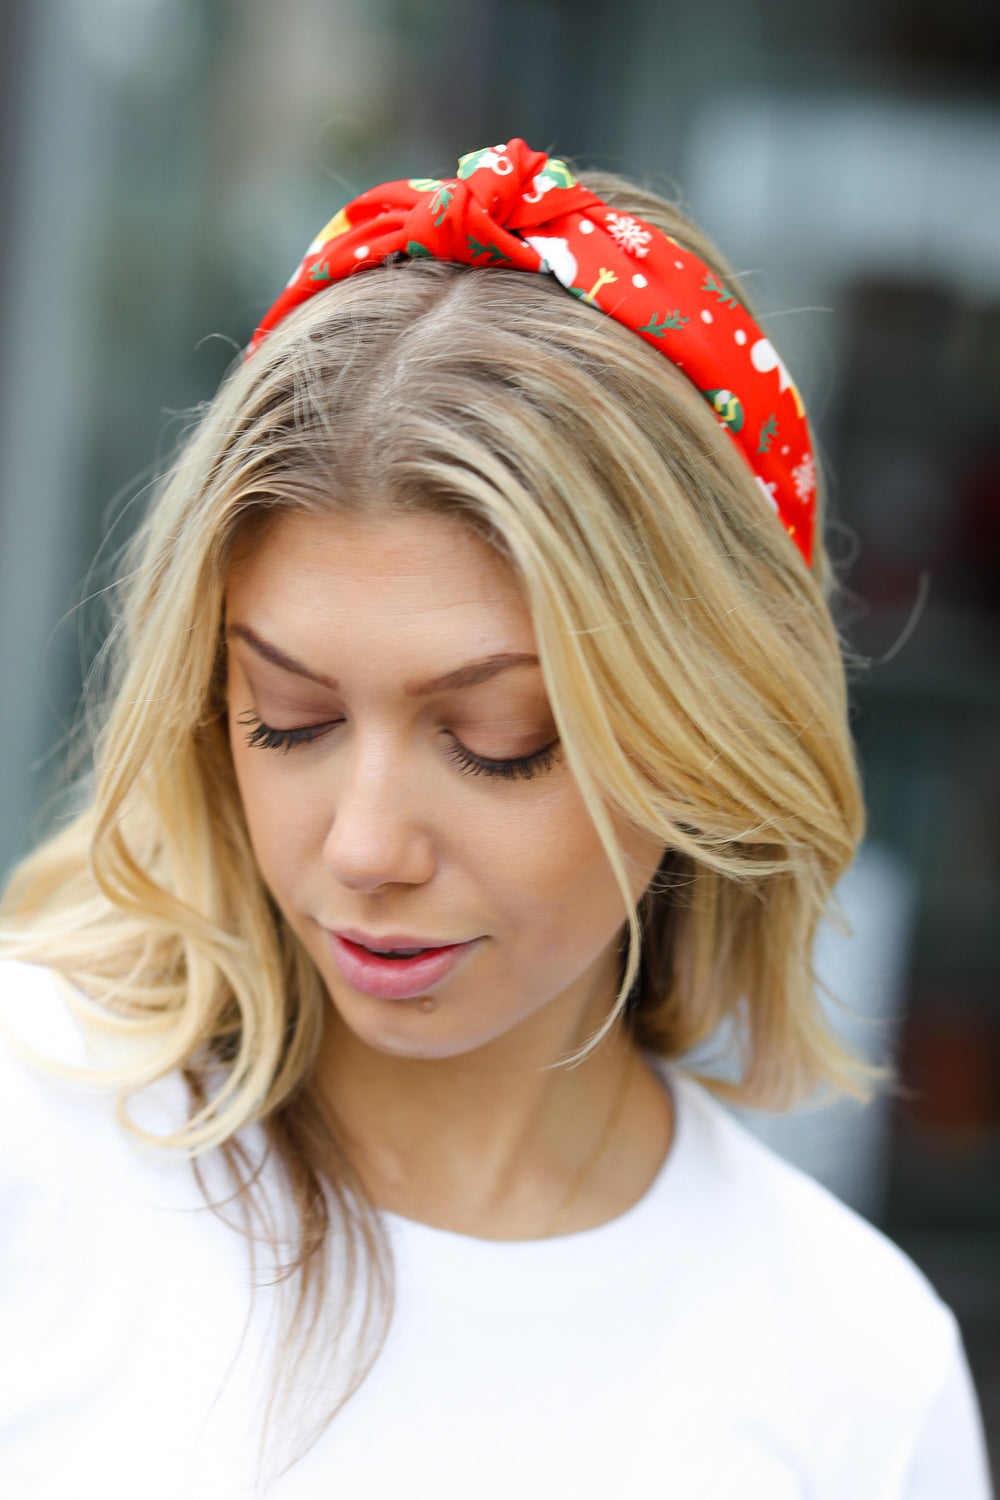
[250,139,816,566]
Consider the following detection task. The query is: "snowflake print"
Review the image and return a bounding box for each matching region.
[605,213,652,258]
[791,451,816,502]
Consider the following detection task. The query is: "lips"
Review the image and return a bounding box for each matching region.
[327,930,478,1002]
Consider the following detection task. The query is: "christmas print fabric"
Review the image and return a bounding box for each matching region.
[251,138,816,565]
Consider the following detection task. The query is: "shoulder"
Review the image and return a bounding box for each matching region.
[666,1069,952,1340]
[657,1069,972,1486]
[0,957,261,1206]
[0,961,159,1240]
[0,957,189,1185]
[0,960,130,1347]
[0,957,88,1059]
[0,963,273,1494]
[0,958,246,1314]
[0,959,94,1141]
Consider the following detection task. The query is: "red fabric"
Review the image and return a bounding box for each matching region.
[250,139,816,566]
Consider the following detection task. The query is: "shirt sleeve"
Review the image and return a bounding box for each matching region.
[892,1322,994,1500]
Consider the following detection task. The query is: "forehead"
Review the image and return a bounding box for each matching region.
[226,507,534,654]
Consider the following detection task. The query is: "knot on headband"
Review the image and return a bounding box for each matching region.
[406,140,598,256]
[250,138,816,566]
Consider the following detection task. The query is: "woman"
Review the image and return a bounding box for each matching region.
[0,140,991,1497]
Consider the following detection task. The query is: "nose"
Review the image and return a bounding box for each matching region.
[321,734,436,893]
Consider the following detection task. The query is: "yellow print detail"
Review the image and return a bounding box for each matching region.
[308,208,351,254]
[584,268,618,303]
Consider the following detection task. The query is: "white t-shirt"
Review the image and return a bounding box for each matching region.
[0,959,992,1499]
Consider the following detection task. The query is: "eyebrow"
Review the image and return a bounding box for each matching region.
[226,623,539,697]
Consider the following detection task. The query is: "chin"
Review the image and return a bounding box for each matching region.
[321,982,519,1063]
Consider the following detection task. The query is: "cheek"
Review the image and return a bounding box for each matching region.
[482,783,633,951]
[500,802,665,983]
[229,739,327,902]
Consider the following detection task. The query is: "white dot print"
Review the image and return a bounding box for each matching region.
[674,260,684,269]
[734,328,747,345]
[580,221,595,235]
[632,273,648,288]
[750,337,792,392]
[354,245,369,259]
[701,309,713,324]
[782,446,789,455]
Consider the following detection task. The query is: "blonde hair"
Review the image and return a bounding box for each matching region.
[1,170,866,1454]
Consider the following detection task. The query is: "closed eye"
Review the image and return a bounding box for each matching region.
[445,736,561,782]
[237,709,560,782]
[236,709,342,752]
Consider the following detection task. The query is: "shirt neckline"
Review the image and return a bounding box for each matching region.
[381,1062,687,1278]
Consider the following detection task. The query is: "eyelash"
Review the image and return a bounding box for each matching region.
[446,738,560,783]
[236,711,560,783]
[237,711,335,752]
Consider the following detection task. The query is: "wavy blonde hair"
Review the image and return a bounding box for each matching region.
[1,170,866,1457]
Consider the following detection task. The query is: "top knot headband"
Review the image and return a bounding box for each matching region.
[251,138,816,566]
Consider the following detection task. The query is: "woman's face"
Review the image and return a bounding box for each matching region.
[225,507,663,1060]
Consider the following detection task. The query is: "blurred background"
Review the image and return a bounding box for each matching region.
[1,0,998,1470]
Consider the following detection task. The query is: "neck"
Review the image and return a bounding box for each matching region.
[315,981,672,1240]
